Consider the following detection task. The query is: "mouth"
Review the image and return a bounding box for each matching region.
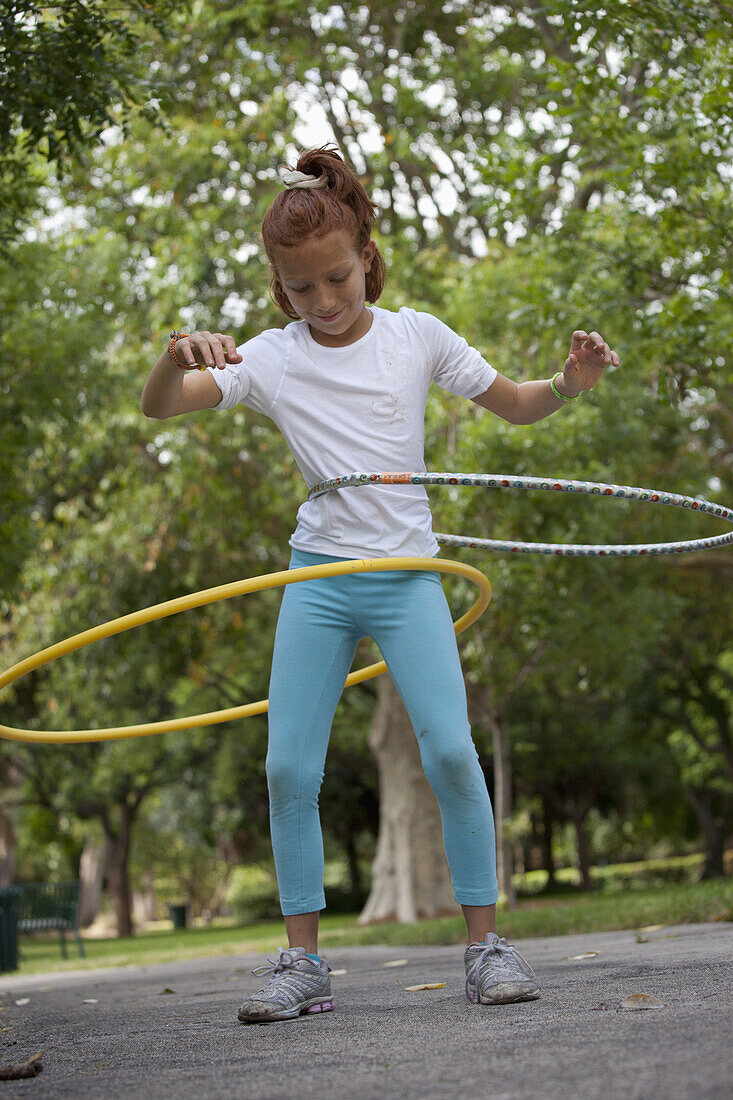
[312,307,344,323]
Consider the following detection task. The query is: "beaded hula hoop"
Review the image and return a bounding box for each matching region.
[308,472,733,557]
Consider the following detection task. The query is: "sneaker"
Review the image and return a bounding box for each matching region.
[237,947,334,1023]
[464,933,540,1005]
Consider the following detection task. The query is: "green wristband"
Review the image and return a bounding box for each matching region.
[551,372,580,401]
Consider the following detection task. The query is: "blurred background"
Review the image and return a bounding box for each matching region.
[1,1,731,961]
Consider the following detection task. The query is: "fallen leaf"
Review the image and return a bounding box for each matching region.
[1,1027,13,1033]
[329,969,347,976]
[398,981,446,991]
[619,993,666,1011]
[158,988,176,995]
[13,1000,29,1007]
[82,999,99,1004]
[382,959,409,968]
[0,1050,43,1081]
[568,952,600,960]
[636,924,665,933]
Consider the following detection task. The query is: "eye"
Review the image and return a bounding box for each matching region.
[331,275,348,283]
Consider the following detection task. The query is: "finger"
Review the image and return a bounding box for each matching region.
[591,342,612,364]
[190,333,216,368]
[611,350,620,367]
[175,336,198,368]
[571,330,588,350]
[215,333,242,364]
[585,331,607,357]
[207,333,227,369]
[586,344,611,365]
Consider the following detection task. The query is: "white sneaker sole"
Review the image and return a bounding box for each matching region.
[467,981,540,1005]
[238,997,335,1023]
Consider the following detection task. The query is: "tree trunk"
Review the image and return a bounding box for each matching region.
[0,810,16,887]
[572,814,594,891]
[489,716,516,908]
[103,804,135,936]
[358,676,457,924]
[541,794,556,889]
[701,832,726,880]
[686,788,728,879]
[203,867,232,922]
[78,837,108,927]
[344,828,365,906]
[132,870,157,925]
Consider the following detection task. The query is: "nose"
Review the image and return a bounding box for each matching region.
[313,284,338,313]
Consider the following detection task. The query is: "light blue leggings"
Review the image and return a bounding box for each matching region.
[266,548,499,916]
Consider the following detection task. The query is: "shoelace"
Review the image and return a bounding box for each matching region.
[250,949,325,1004]
[465,937,536,996]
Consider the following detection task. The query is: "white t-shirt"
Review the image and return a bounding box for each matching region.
[207,304,497,559]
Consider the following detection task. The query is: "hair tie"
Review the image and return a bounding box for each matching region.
[281,169,329,190]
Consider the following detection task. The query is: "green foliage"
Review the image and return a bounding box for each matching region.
[0,234,125,595]
[0,0,182,245]
[2,0,732,933]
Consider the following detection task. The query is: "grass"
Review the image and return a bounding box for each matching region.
[7,874,732,978]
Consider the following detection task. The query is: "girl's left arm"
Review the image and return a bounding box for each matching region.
[472,329,619,425]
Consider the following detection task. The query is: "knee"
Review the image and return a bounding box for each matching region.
[419,728,480,786]
[266,752,323,805]
[265,754,292,802]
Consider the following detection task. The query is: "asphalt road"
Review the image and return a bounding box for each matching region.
[1,922,731,1099]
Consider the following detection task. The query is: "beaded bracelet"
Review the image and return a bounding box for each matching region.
[550,372,580,401]
[168,331,205,371]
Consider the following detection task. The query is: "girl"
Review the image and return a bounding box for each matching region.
[141,146,619,1023]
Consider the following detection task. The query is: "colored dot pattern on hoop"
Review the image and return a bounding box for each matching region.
[306,473,733,558]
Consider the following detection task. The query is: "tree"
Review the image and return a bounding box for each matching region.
[649,611,733,877]
[4,0,732,932]
[358,677,456,923]
[0,0,179,246]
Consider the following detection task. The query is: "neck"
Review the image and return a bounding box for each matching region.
[308,306,373,347]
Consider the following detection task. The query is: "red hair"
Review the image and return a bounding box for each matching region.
[262,145,387,320]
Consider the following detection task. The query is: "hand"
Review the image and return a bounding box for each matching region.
[174,331,242,370]
[559,330,620,397]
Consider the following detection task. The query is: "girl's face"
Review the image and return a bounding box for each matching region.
[275,229,376,347]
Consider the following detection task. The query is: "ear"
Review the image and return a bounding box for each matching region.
[362,239,377,272]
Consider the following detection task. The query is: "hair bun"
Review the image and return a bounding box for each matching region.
[294,146,354,195]
[282,169,329,190]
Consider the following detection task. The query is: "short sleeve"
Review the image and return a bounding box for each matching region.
[205,326,292,414]
[413,310,497,398]
[206,350,251,410]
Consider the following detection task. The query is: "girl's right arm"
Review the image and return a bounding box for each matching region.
[141,331,242,419]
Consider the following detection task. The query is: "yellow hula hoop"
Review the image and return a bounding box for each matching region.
[0,557,491,745]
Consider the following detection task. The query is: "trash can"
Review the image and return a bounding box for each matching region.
[0,888,19,973]
[168,903,188,930]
